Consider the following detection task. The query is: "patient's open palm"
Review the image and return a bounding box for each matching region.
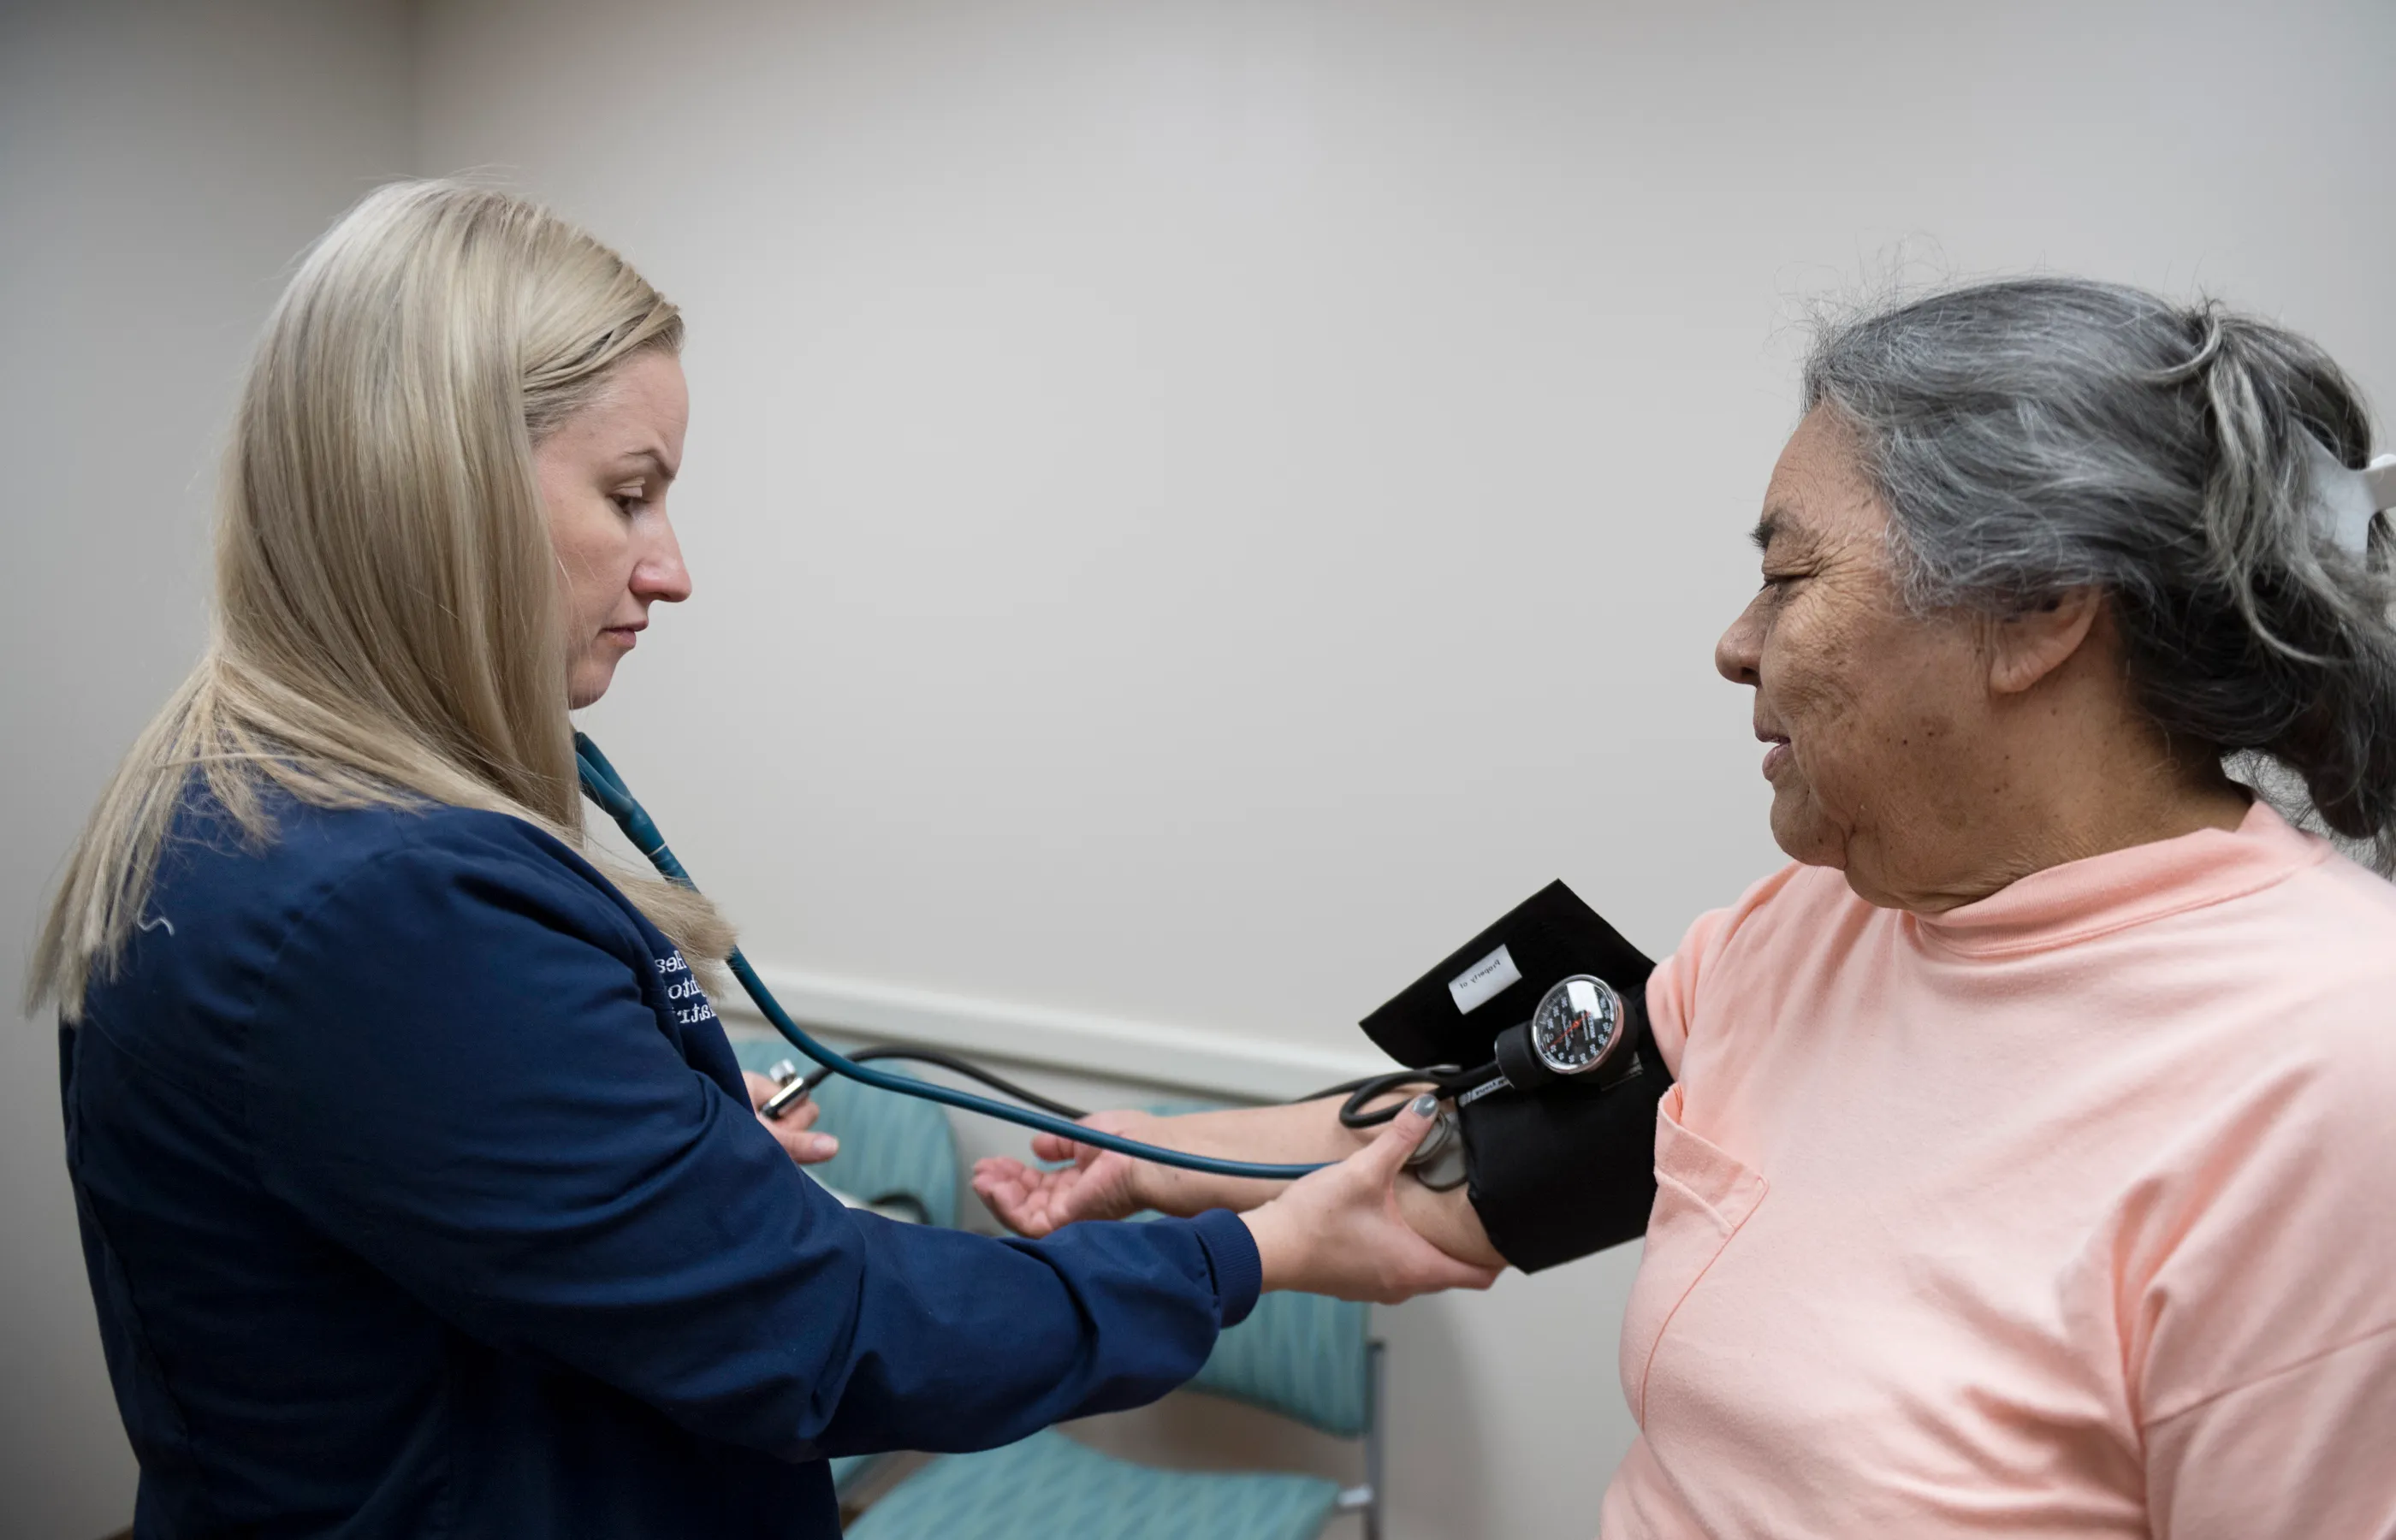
[971,1111,1150,1236]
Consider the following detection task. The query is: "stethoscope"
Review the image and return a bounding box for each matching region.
[574,732,1634,1182]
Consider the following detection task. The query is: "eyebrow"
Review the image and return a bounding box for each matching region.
[616,448,678,484]
[1750,506,1812,556]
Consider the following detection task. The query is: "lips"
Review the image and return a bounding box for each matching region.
[1755,726,1791,780]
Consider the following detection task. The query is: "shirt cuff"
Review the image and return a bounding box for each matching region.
[1189,1208,1262,1328]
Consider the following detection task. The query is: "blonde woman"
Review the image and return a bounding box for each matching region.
[32,181,1489,1540]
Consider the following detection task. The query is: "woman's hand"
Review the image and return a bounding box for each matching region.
[742,1072,839,1165]
[975,1094,1512,1275]
[1240,1097,1503,1303]
[970,1111,1157,1236]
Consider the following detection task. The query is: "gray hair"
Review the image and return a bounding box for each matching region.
[1803,277,2393,871]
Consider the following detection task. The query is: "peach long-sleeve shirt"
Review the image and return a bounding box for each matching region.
[1602,802,2396,1538]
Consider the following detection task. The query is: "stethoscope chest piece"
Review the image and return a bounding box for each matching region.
[1403,974,1633,1188]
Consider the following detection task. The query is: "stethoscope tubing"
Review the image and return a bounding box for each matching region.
[573,732,1333,1182]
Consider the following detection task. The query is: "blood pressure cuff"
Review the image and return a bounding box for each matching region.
[1358,880,1670,1273]
[1455,1024,1671,1271]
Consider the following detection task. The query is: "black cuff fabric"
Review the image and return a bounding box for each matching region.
[1353,879,1669,1275]
[1456,1024,1671,1273]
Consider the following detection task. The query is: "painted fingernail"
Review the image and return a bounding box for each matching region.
[1410,1093,1438,1118]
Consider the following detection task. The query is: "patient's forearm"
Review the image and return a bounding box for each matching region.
[1393,1176,1503,1270]
[1124,1097,1506,1270]
[1119,1096,1359,1216]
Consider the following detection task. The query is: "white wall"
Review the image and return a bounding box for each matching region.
[417,3,2396,1536]
[0,3,413,1534]
[10,2,2396,1537]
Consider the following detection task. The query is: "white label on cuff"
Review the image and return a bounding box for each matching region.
[1447,944,1521,1015]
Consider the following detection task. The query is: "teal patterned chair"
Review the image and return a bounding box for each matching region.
[727,1037,963,1502]
[728,1037,958,1227]
[845,1288,1383,1540]
[845,1096,1386,1540]
[724,1049,1387,1539]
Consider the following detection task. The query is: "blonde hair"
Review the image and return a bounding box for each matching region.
[29,180,732,1022]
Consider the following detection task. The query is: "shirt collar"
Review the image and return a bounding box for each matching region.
[1910,799,2328,958]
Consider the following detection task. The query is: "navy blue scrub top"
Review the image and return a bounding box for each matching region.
[61,786,1260,1538]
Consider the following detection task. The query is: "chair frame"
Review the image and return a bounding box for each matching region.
[1326,1340,1386,1540]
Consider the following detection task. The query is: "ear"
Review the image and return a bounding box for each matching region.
[1986,587,2103,696]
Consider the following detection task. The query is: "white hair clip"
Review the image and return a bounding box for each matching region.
[2298,431,2395,559]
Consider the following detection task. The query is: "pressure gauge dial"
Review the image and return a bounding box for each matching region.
[1528,974,1626,1077]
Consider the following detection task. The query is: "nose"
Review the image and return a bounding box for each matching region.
[633,512,693,606]
[1715,593,1763,686]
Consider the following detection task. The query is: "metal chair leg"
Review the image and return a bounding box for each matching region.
[1331,1340,1388,1538]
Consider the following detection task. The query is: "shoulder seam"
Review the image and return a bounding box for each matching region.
[237,841,446,1154]
[235,832,647,1140]
[2142,1318,2396,1430]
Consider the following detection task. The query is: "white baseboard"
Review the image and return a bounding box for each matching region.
[716,962,1398,1104]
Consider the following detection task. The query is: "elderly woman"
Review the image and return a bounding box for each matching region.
[975,278,2396,1537]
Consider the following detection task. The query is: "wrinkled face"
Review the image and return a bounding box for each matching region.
[534,350,693,710]
[1713,407,1993,907]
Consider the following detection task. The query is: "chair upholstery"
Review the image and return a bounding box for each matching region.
[1135,1099,1375,1436]
[1189,1288,1372,1436]
[727,1036,959,1228]
[824,1454,876,1495]
[727,1034,961,1497]
[843,1428,1341,1540]
[726,1051,1373,1532]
